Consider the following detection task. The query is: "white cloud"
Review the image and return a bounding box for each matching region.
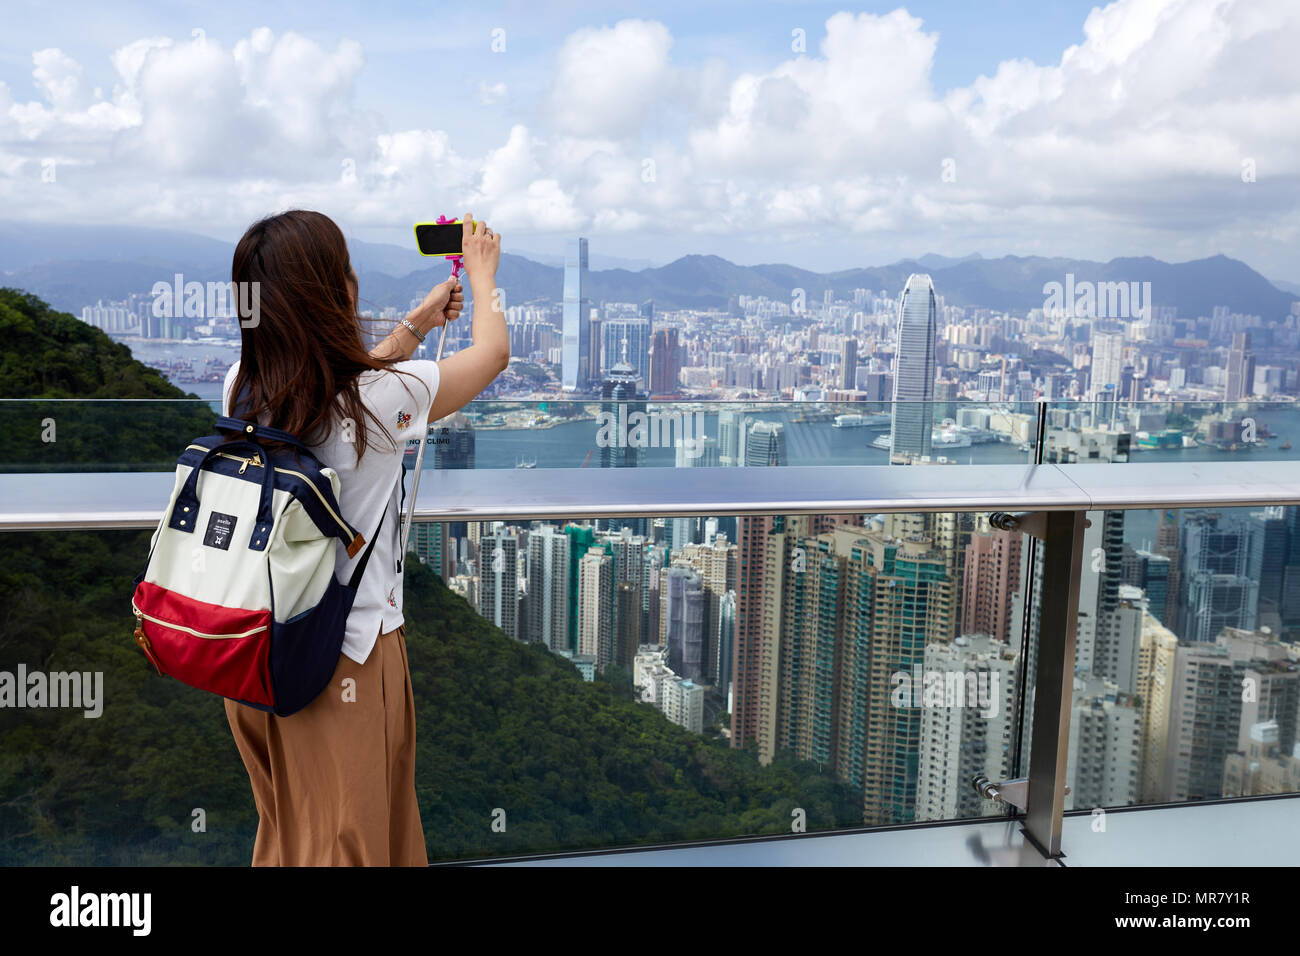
[549,19,673,138]
[0,1,1297,272]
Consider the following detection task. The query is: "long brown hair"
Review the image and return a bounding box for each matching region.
[228,210,420,464]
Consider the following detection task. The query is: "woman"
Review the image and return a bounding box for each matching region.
[219,209,508,865]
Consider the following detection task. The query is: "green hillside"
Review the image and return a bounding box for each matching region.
[0,291,861,864]
[0,288,216,471]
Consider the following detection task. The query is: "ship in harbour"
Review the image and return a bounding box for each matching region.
[832,413,892,430]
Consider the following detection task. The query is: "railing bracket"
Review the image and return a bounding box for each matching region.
[973,775,1070,813]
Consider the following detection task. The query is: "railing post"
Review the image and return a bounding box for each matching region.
[1023,509,1087,858]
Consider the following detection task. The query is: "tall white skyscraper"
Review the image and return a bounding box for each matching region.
[478,529,519,640]
[562,237,590,392]
[916,635,1018,822]
[525,526,570,652]
[1090,330,1124,398]
[1225,332,1255,403]
[890,274,937,462]
[1065,676,1142,810]
[577,546,613,669]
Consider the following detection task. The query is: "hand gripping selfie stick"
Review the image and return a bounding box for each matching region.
[399,214,463,560]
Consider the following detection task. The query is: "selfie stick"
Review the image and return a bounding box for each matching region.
[399,214,463,561]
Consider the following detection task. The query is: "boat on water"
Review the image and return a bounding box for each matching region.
[515,456,537,469]
[872,428,970,449]
[933,430,972,448]
[833,413,892,430]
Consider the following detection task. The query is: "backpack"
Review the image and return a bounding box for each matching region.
[130,413,394,716]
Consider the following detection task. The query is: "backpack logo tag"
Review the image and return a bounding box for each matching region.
[203,511,238,550]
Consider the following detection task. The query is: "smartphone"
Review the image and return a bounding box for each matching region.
[413,220,465,257]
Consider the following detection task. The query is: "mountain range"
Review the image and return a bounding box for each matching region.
[0,220,1295,321]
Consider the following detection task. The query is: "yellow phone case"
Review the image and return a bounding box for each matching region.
[413,220,469,258]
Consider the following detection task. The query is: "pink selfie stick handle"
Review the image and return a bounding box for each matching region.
[403,214,462,555]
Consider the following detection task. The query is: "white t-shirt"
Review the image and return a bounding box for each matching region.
[222,358,440,665]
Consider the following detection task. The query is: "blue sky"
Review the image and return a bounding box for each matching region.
[1,0,1297,278]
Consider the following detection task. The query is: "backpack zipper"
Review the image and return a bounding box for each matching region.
[133,608,163,674]
[184,444,356,538]
[132,599,269,641]
[186,445,264,473]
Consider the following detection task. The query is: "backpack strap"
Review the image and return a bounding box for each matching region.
[346,474,397,590]
[171,438,278,550]
[223,380,312,453]
[396,461,408,575]
[215,416,313,454]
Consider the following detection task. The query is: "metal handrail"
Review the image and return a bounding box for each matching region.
[2,459,1297,531]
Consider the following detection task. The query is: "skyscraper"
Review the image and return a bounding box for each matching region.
[731,515,783,753]
[665,566,706,682]
[857,532,956,824]
[649,326,680,397]
[1163,641,1241,801]
[959,526,1022,643]
[1225,332,1255,403]
[1136,612,1178,802]
[840,338,858,390]
[1065,677,1141,810]
[916,635,1018,822]
[561,237,590,392]
[1247,507,1289,630]
[525,526,570,652]
[890,274,937,462]
[717,409,748,467]
[433,410,475,470]
[600,360,646,470]
[744,420,787,467]
[614,580,643,671]
[602,318,651,385]
[478,528,519,640]
[1090,330,1124,398]
[577,545,614,670]
[1177,512,1259,642]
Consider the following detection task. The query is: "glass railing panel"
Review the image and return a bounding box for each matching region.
[0,507,1035,863]
[0,400,218,472]
[1042,400,1300,466]
[0,399,1043,472]
[1047,503,1300,818]
[409,508,1032,860]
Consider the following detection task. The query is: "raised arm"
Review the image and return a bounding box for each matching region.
[426,214,509,422]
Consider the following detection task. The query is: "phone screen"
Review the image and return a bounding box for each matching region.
[414,221,463,257]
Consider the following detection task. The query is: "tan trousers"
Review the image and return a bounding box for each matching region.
[224,623,428,866]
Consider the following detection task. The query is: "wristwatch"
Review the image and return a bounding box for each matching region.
[399,317,426,343]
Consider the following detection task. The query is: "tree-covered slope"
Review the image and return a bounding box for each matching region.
[0,288,217,471]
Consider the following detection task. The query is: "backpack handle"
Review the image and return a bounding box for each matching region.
[214,416,312,454]
[168,439,278,551]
